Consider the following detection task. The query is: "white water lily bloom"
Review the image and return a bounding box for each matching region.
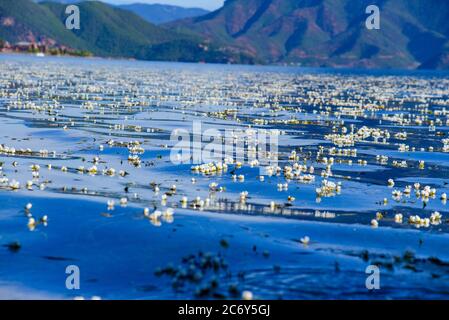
[387,179,395,187]
[163,208,174,217]
[430,211,442,225]
[392,190,402,200]
[300,236,310,245]
[242,291,253,301]
[104,168,116,176]
[404,186,412,195]
[209,182,218,190]
[419,161,425,169]
[150,210,162,220]
[107,200,115,211]
[27,217,36,229]
[9,180,20,190]
[88,166,98,175]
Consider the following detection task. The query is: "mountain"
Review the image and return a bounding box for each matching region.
[43,0,183,58]
[4,0,449,69]
[1,0,255,64]
[0,0,89,49]
[119,3,209,25]
[36,0,80,3]
[171,0,449,69]
[37,0,210,24]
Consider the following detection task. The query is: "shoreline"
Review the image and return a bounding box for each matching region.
[2,52,449,76]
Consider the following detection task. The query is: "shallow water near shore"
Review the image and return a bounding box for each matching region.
[1,54,449,299]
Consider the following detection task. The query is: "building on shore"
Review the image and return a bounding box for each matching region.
[0,40,91,57]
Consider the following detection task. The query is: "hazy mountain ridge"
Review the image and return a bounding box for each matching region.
[2,0,449,69]
[35,0,210,24]
[0,0,256,64]
[119,3,209,25]
[171,0,449,69]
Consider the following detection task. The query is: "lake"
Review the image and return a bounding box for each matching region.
[1,53,449,299]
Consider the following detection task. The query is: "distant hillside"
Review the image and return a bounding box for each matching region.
[1,0,256,64]
[43,1,183,58]
[119,3,209,25]
[5,0,449,69]
[37,0,210,24]
[171,0,449,69]
[0,0,89,49]
[36,0,80,3]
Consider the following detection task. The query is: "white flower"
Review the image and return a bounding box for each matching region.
[394,214,403,223]
[300,236,310,245]
[430,211,442,224]
[150,210,162,220]
[163,208,174,217]
[107,200,115,210]
[27,217,36,230]
[9,180,20,190]
[242,291,253,300]
[387,179,395,187]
